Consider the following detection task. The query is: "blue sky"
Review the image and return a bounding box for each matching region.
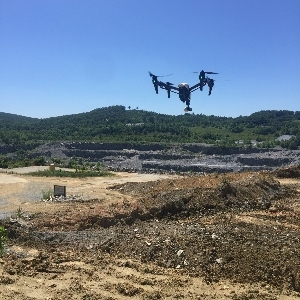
[0,0,299,118]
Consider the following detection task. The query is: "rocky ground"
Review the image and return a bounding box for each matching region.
[7,142,300,174]
[0,165,300,299]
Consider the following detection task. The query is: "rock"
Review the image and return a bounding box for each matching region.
[212,233,218,240]
[269,206,278,213]
[166,260,172,268]
[216,258,223,264]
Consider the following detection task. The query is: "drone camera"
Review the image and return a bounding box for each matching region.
[184,107,192,112]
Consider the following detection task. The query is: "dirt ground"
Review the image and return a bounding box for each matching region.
[1,168,300,299]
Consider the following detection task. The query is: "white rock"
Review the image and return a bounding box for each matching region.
[212,233,218,240]
[216,258,223,264]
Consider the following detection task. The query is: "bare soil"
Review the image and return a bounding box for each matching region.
[1,168,300,299]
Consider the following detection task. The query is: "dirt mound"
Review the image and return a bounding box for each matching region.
[111,171,296,218]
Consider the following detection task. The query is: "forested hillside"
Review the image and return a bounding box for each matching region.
[1,106,300,149]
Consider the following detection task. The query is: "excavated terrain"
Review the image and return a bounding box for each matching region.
[0,167,300,299]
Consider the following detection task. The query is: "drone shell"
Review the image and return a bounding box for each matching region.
[178,83,189,89]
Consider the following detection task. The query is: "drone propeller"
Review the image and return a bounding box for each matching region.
[211,79,229,82]
[193,71,218,75]
[149,71,173,78]
[166,82,174,85]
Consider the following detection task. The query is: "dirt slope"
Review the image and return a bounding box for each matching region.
[1,170,300,299]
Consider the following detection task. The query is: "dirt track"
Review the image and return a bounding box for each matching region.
[1,169,300,299]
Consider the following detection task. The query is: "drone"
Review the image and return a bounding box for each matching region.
[149,70,218,112]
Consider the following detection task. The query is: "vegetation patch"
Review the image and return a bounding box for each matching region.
[27,169,113,178]
[41,189,53,200]
[0,225,6,256]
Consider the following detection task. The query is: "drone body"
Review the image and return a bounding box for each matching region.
[149,70,218,112]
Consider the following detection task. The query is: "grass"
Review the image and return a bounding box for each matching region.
[0,226,6,256]
[27,169,114,178]
[16,206,24,219]
[41,189,53,200]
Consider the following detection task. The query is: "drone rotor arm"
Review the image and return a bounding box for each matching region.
[170,90,179,94]
[168,85,179,92]
[189,83,201,93]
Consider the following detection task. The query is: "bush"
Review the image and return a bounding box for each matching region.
[33,156,46,166]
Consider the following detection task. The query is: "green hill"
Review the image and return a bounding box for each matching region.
[0,106,299,149]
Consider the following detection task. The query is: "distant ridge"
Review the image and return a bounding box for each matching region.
[1,106,300,121]
[0,112,39,121]
[0,106,299,149]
